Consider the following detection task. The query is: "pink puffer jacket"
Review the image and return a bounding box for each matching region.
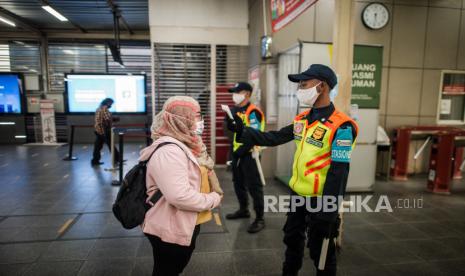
[140,136,221,246]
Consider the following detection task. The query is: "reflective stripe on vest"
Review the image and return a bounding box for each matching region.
[233,104,265,152]
[289,109,358,196]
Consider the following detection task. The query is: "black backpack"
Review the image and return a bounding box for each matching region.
[112,142,177,229]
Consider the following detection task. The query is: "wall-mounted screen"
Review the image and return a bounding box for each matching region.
[65,74,146,113]
[0,73,23,114]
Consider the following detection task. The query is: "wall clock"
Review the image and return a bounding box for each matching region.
[362,3,390,30]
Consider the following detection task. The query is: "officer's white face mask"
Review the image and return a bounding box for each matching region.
[195,120,205,135]
[232,93,246,105]
[297,82,321,107]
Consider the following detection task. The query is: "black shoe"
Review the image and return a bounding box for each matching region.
[225,209,250,220]
[247,218,265,233]
[282,265,299,276]
[91,161,104,166]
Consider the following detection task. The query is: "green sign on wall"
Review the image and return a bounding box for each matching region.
[351,45,383,108]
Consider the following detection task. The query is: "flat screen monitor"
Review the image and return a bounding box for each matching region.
[65,74,146,113]
[0,73,23,114]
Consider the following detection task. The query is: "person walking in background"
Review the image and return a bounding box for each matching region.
[91,98,121,166]
[141,96,222,276]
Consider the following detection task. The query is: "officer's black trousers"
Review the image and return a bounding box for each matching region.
[232,153,264,218]
[282,195,339,276]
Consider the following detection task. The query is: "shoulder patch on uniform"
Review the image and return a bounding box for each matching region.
[331,127,353,163]
[294,122,304,135]
[249,112,261,130]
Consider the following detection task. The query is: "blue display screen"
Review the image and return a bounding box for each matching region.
[66,74,146,113]
[0,74,22,114]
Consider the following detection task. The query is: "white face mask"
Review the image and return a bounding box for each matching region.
[296,82,321,107]
[195,120,205,135]
[232,93,246,105]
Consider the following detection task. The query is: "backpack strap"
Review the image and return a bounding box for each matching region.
[145,142,185,205]
[143,142,178,164]
[150,189,163,205]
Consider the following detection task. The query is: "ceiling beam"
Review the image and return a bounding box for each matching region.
[106,0,134,35]
[0,7,43,34]
[41,0,88,33]
[0,30,149,40]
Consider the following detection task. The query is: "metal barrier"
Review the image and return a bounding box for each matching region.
[427,129,465,194]
[110,126,152,186]
[62,124,95,161]
[61,123,151,186]
[390,126,463,181]
[62,123,149,162]
[63,125,78,161]
[112,131,125,186]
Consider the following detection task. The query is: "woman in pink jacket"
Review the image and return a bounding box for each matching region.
[141,96,222,275]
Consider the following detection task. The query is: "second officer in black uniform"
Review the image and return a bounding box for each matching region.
[225,82,266,233]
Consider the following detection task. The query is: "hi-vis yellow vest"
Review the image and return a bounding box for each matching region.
[233,104,265,152]
[289,109,358,197]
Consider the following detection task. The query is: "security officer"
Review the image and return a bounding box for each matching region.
[227,65,358,275]
[225,82,266,234]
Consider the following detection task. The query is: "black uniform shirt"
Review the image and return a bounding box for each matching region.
[238,102,357,222]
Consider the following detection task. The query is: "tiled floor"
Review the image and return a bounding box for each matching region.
[0,144,465,275]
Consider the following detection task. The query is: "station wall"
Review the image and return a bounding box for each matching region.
[149,0,249,45]
[249,0,465,173]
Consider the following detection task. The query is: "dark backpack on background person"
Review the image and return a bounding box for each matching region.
[112,142,177,229]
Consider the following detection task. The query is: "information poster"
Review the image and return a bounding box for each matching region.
[440,99,452,115]
[352,45,383,108]
[271,0,318,32]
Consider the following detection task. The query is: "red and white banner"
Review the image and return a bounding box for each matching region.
[40,100,57,144]
[271,0,318,32]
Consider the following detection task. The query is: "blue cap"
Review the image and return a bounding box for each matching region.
[228,82,253,93]
[288,64,337,89]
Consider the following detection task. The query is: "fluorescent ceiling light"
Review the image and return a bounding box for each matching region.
[15,135,26,139]
[0,122,15,125]
[0,16,16,27]
[42,5,68,22]
[63,49,75,55]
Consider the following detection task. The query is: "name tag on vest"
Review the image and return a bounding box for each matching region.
[306,137,323,148]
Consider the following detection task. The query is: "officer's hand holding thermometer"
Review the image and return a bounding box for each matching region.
[222,104,242,132]
[222,105,266,186]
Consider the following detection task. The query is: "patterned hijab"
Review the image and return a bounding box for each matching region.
[151,96,203,157]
